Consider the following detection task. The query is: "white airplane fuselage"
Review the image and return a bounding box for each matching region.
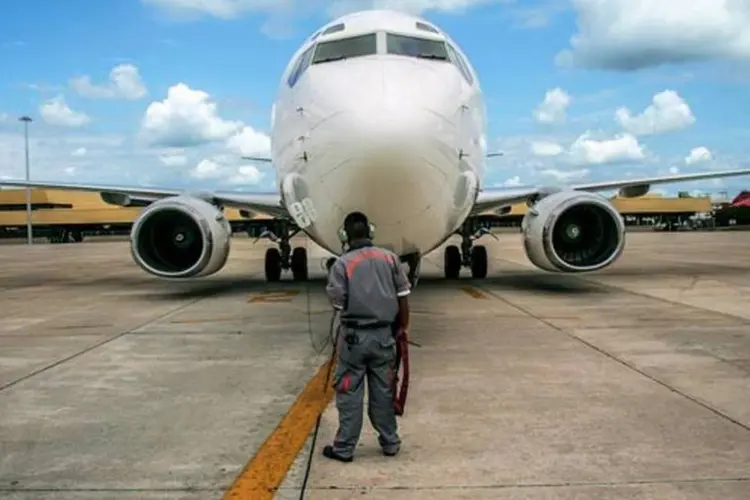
[270,10,487,257]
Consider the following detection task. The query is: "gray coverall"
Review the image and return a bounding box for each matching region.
[325,242,411,458]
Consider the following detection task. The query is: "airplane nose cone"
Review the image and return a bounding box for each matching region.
[380,58,463,112]
[307,58,462,118]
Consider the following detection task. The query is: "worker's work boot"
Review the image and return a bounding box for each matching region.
[382,444,400,457]
[322,445,353,462]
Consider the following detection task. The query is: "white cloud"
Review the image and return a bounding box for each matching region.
[568,132,645,165]
[615,90,695,136]
[539,168,589,181]
[557,0,750,70]
[142,0,280,19]
[190,158,222,179]
[70,64,147,100]
[144,0,510,19]
[502,175,522,186]
[685,146,713,164]
[189,156,265,185]
[530,140,564,157]
[226,125,271,157]
[0,82,274,187]
[228,165,264,184]
[533,87,570,124]
[0,126,273,189]
[669,166,680,174]
[39,96,90,127]
[139,83,245,148]
[510,0,569,29]
[159,149,188,166]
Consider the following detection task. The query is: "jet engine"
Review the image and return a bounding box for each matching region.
[130,195,231,279]
[521,190,625,273]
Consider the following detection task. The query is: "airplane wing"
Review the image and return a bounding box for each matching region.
[472,168,750,215]
[0,179,287,218]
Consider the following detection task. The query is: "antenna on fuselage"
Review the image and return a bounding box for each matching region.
[241,156,272,163]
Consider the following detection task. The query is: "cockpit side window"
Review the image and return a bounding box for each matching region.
[287,45,315,87]
[445,43,474,84]
[415,21,439,34]
[321,23,345,35]
[311,33,377,64]
[385,33,448,61]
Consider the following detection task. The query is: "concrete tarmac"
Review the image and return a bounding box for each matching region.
[0,237,335,499]
[280,231,750,499]
[1,232,750,499]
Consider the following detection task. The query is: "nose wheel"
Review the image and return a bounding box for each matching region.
[443,219,491,279]
[259,221,309,282]
[404,253,421,288]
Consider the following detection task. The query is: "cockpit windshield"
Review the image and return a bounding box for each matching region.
[386,33,448,61]
[312,33,377,64]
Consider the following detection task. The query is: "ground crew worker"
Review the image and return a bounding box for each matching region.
[322,211,411,462]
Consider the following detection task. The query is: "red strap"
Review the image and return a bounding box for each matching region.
[391,328,410,416]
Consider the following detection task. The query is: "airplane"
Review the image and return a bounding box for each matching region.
[3,8,750,287]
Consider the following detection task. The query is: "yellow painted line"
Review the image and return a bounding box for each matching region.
[223,358,336,499]
[248,290,300,303]
[169,317,242,324]
[459,286,489,299]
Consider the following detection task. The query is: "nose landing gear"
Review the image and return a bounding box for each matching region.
[443,220,495,279]
[254,221,309,282]
[403,253,421,288]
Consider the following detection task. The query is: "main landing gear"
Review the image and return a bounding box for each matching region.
[256,221,308,282]
[443,220,496,280]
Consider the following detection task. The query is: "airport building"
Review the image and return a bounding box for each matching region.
[0,188,743,242]
[479,192,716,230]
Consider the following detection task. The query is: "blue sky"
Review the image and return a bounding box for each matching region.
[1,0,750,199]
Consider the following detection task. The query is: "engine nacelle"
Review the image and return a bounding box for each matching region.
[522,190,625,273]
[130,195,231,279]
[618,184,649,198]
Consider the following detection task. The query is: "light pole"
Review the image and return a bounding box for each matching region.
[19,115,33,245]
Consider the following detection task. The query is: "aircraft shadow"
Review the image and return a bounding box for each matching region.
[131,276,330,301]
[7,262,746,302]
[416,273,606,295]
[593,263,750,277]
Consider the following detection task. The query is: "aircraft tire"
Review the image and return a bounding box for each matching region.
[470,245,488,279]
[291,246,308,281]
[265,248,282,282]
[444,245,461,279]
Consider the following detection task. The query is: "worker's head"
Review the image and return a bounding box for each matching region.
[343,211,371,242]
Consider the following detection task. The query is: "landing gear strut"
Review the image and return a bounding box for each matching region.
[443,219,495,279]
[403,253,421,288]
[258,221,308,282]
